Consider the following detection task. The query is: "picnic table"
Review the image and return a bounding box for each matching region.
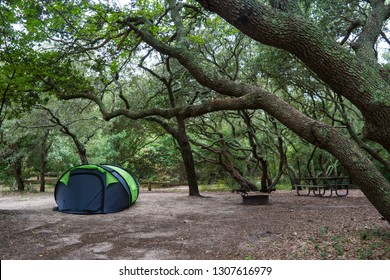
[293,176,352,197]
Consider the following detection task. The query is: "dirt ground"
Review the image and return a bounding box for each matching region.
[0,188,389,260]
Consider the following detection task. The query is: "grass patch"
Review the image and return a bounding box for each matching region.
[0,183,55,193]
[275,183,293,191]
[292,226,390,259]
[199,184,233,192]
[198,182,293,192]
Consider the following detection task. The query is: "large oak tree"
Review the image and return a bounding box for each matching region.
[94,0,390,221]
[3,0,390,221]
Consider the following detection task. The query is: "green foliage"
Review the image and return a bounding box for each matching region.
[1,0,389,197]
[46,136,81,171]
[134,134,183,181]
[103,117,183,181]
[0,120,39,187]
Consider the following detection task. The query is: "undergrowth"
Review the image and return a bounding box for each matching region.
[292,226,390,259]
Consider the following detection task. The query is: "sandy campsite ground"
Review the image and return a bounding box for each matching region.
[0,188,389,260]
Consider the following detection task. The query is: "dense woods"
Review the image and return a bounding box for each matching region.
[1,0,390,221]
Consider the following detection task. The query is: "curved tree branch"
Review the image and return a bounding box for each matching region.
[350,0,389,63]
[195,0,390,153]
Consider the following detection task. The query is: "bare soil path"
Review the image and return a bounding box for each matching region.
[0,189,389,259]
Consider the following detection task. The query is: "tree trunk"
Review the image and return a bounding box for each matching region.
[268,117,287,190]
[318,153,328,178]
[147,116,201,196]
[176,118,200,196]
[39,130,50,192]
[177,134,200,196]
[259,158,269,192]
[75,141,88,165]
[39,162,45,192]
[240,110,275,192]
[14,157,24,192]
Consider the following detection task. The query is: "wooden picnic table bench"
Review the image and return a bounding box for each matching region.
[293,176,352,197]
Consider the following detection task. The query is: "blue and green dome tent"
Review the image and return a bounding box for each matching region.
[54,164,139,214]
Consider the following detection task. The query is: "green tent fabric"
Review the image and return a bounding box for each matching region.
[54,164,140,214]
[105,164,139,204]
[59,165,118,186]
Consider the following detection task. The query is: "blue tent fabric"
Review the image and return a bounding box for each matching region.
[54,164,139,214]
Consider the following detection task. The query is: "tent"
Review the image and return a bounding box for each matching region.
[54,164,139,214]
